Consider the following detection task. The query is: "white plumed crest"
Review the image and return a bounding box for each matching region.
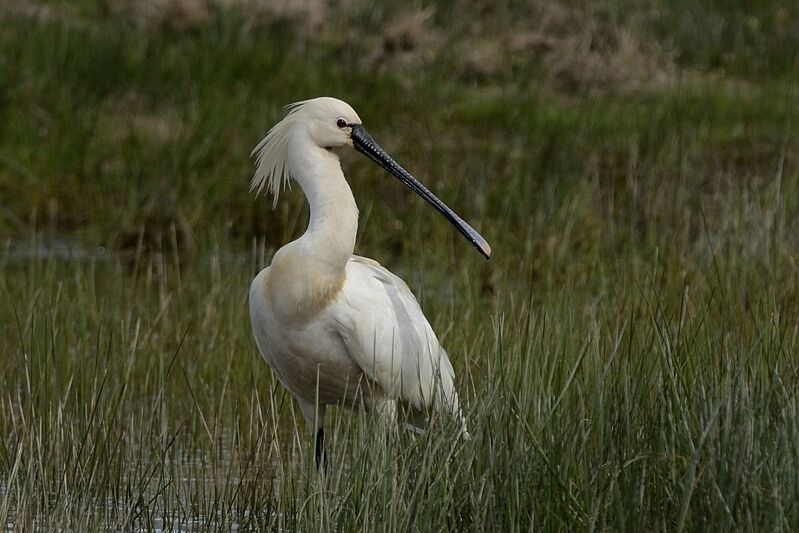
[250,100,309,207]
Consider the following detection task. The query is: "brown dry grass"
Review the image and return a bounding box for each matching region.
[2,0,677,93]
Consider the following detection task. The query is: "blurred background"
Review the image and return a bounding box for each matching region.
[2,0,796,260]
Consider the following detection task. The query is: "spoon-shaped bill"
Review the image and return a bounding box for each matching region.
[350,124,491,259]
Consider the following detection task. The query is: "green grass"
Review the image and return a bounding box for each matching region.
[2,1,799,530]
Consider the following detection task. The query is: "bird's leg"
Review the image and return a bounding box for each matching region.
[314,427,327,471]
[300,400,327,472]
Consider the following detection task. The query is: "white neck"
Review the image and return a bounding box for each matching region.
[263,134,358,320]
[289,136,358,268]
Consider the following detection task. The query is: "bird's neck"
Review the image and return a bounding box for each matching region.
[264,140,358,320]
[293,143,359,268]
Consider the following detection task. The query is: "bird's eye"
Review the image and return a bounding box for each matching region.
[336,118,348,128]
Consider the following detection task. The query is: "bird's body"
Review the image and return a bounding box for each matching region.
[248,98,489,462]
[250,255,460,426]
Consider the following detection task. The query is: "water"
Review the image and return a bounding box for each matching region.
[3,237,109,262]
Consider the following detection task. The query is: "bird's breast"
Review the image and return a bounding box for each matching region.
[249,273,365,405]
[263,249,347,322]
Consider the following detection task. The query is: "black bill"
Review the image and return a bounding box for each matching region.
[350,123,491,259]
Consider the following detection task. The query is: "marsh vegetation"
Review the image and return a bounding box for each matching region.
[1,1,798,530]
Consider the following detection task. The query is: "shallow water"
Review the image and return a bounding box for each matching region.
[3,237,110,262]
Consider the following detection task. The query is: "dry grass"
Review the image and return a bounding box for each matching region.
[2,0,678,93]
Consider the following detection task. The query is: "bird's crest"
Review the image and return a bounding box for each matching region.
[250,100,309,207]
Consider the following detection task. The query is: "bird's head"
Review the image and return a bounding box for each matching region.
[251,97,491,259]
[300,97,362,150]
[250,97,359,207]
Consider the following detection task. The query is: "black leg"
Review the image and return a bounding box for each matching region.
[315,427,327,472]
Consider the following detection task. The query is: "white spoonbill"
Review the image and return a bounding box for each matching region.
[248,97,490,467]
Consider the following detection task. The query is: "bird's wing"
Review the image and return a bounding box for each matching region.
[327,256,463,422]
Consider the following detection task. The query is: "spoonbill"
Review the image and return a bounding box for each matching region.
[248,97,490,467]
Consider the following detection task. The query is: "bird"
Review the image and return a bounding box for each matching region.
[248,97,491,468]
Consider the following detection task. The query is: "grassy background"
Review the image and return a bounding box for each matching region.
[1,0,798,530]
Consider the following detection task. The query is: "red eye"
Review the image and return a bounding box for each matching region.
[336,118,347,128]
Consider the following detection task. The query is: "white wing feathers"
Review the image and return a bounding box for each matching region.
[329,256,467,432]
